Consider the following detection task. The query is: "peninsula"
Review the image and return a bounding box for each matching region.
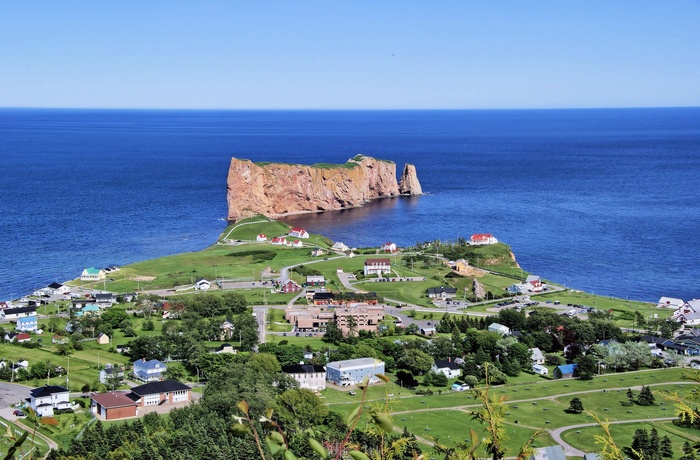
[226,155,422,221]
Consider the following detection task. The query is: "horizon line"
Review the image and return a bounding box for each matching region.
[1,105,699,112]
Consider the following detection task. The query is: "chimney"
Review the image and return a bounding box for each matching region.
[448,357,451,362]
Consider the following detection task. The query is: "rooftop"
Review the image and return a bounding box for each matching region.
[91,391,137,408]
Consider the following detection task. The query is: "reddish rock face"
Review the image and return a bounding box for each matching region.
[226,156,421,221]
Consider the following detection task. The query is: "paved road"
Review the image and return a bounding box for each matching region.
[0,382,31,410]
[548,417,676,457]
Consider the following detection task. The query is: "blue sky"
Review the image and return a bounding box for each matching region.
[1,1,699,109]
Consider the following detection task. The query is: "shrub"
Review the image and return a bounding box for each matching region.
[40,417,59,426]
[54,408,74,415]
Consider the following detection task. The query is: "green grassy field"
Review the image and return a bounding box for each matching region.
[561,421,700,459]
[268,308,293,332]
[0,417,51,458]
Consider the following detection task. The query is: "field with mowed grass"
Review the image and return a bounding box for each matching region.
[0,417,51,458]
[90,244,316,292]
[562,421,700,459]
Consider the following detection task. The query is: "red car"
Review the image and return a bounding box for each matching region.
[13,410,25,417]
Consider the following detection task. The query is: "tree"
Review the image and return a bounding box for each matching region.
[222,291,248,315]
[567,397,584,414]
[397,349,433,376]
[637,385,656,406]
[681,441,698,460]
[630,428,650,460]
[233,312,259,351]
[323,319,343,344]
[574,354,598,380]
[273,388,329,431]
[660,435,673,458]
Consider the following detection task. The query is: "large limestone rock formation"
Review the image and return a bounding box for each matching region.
[398,163,422,195]
[226,155,422,221]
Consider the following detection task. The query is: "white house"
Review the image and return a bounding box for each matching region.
[99,364,124,384]
[194,279,211,291]
[532,364,549,376]
[16,316,38,332]
[679,311,700,326]
[311,248,325,257]
[530,347,545,365]
[271,237,287,245]
[29,385,71,417]
[525,275,544,292]
[381,242,397,253]
[363,258,391,276]
[657,296,686,310]
[291,240,304,248]
[81,267,106,281]
[256,234,267,242]
[470,233,498,245]
[1,306,37,320]
[306,275,326,286]
[332,242,349,252]
[326,358,385,386]
[47,282,71,295]
[432,358,461,378]
[487,323,510,336]
[132,358,167,382]
[282,364,327,391]
[289,227,310,239]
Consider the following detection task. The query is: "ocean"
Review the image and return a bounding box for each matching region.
[1,108,698,302]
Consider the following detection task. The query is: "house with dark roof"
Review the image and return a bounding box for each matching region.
[1,306,37,320]
[432,358,461,378]
[100,364,125,384]
[47,282,71,295]
[94,293,117,309]
[91,391,138,420]
[30,385,70,416]
[282,364,327,391]
[128,380,191,407]
[427,287,457,299]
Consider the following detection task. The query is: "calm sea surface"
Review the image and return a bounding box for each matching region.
[1,108,698,302]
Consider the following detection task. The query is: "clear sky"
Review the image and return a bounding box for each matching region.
[1,1,699,109]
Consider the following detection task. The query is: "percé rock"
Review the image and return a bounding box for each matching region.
[226,155,422,221]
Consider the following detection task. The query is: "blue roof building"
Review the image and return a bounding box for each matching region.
[133,358,167,382]
[16,316,38,332]
[554,363,578,379]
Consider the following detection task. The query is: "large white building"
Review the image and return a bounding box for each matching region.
[282,364,327,391]
[363,258,391,276]
[326,358,385,386]
[30,385,71,417]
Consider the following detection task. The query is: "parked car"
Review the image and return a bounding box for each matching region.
[13,410,25,417]
[348,391,356,396]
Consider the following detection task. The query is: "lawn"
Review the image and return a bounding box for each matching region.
[393,409,554,454]
[264,334,326,349]
[268,309,293,332]
[0,417,51,458]
[561,420,700,458]
[94,243,316,292]
[35,407,95,451]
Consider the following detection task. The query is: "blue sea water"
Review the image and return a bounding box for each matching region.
[1,108,698,302]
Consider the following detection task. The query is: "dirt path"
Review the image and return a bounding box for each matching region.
[13,419,59,454]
